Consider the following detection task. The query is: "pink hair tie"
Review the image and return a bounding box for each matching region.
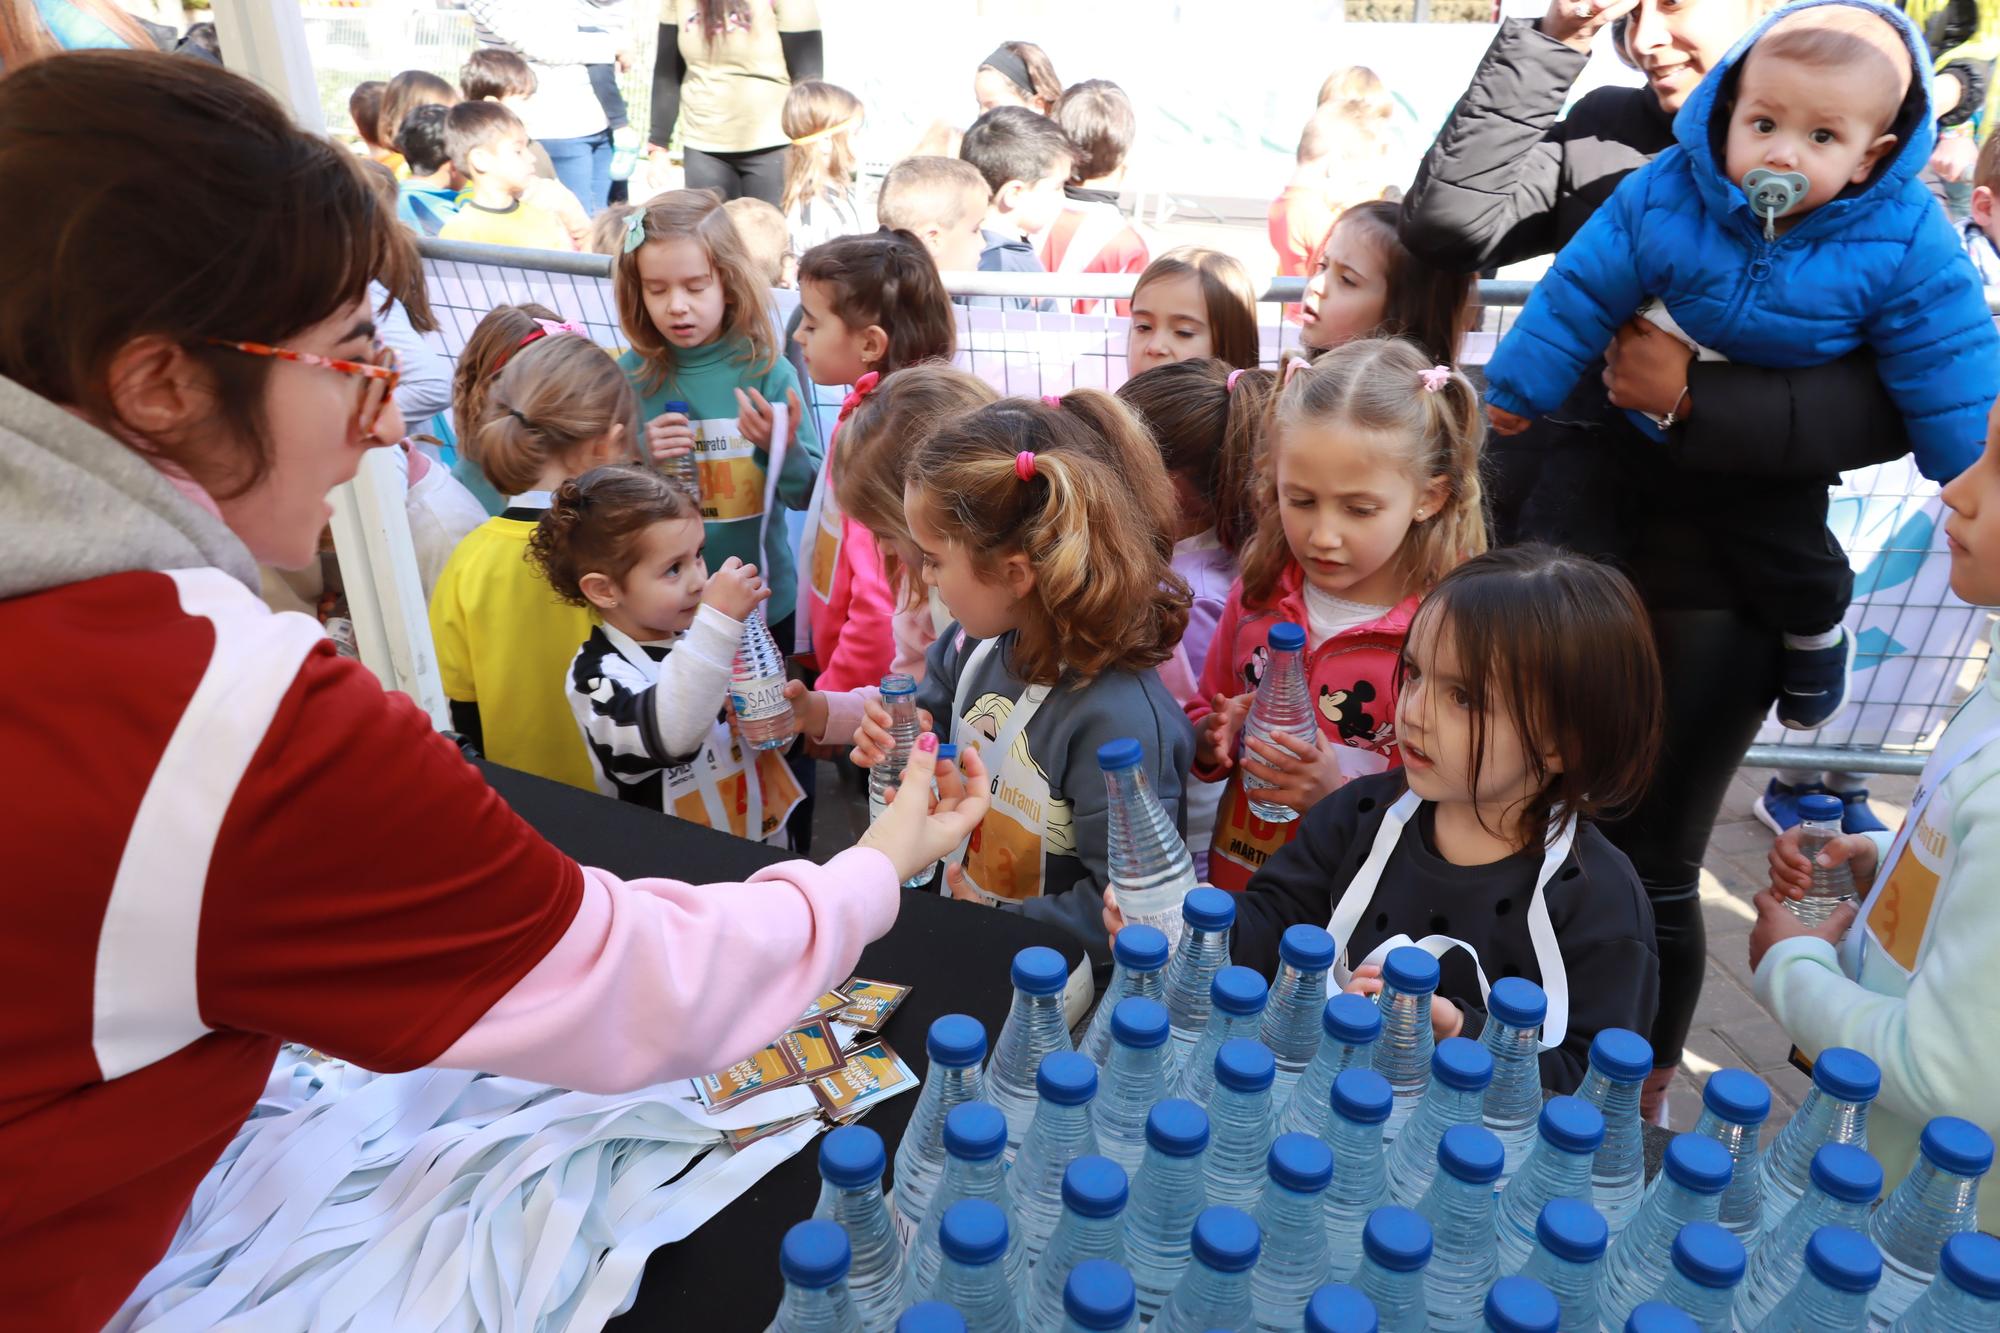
[1014,450,1038,481]
[1226,368,1246,391]
[1419,365,1453,393]
[838,370,882,423]
[1042,394,1063,409]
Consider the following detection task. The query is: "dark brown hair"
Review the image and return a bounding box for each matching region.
[979,40,1063,113]
[451,302,561,478]
[445,98,525,178]
[959,104,1076,194]
[356,159,438,333]
[0,0,152,67]
[0,51,399,497]
[1130,247,1262,371]
[378,69,457,151]
[349,80,387,149]
[1054,79,1135,183]
[692,0,753,47]
[1323,200,1475,366]
[1116,358,1274,556]
[529,465,701,605]
[797,231,957,374]
[461,47,537,102]
[1399,544,1662,848]
[614,189,779,392]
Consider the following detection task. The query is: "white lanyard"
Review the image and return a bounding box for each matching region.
[598,624,759,838]
[504,490,554,511]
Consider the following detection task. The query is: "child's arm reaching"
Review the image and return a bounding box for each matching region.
[1228,778,1376,975]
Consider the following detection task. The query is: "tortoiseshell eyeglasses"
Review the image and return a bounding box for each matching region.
[207,339,402,440]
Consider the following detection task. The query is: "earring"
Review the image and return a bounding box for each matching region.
[1415,509,1427,520]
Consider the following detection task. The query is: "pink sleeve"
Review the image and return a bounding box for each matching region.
[813,519,898,694]
[816,686,877,748]
[434,847,900,1092]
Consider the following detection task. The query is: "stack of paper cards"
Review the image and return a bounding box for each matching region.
[689,976,920,1129]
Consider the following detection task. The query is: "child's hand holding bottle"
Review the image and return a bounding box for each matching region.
[782,681,830,744]
[1196,691,1254,771]
[1239,729,1350,817]
[646,409,697,463]
[1344,962,1464,1039]
[851,697,933,768]
[702,556,769,621]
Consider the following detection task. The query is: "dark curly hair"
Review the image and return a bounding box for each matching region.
[527,466,701,607]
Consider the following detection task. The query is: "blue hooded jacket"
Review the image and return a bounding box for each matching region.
[1482,0,1999,481]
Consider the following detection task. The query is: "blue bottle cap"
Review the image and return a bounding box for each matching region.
[1661,1133,1733,1195]
[1011,945,1068,996]
[1111,996,1170,1050]
[1061,1155,1129,1218]
[1113,923,1170,972]
[1268,1132,1335,1194]
[1940,1232,2000,1301]
[1623,1303,1698,1333]
[1803,1225,1881,1293]
[1437,1123,1504,1185]
[926,1014,987,1067]
[1669,1221,1745,1289]
[943,1101,1007,1162]
[1305,1284,1380,1333]
[1920,1115,1995,1177]
[1807,1142,1883,1204]
[1322,993,1382,1046]
[1431,1036,1494,1092]
[1361,1205,1433,1272]
[938,1198,1010,1267]
[1483,1274,1560,1333]
[1182,886,1236,932]
[1700,1069,1770,1126]
[1145,1098,1211,1156]
[1189,1205,1261,1273]
[662,400,692,413]
[1280,923,1337,972]
[1534,1197,1608,1263]
[1537,1096,1606,1155]
[1268,621,1307,653]
[1215,1038,1276,1092]
[1485,976,1547,1031]
[1062,1259,1137,1331]
[896,1303,968,1333]
[1211,965,1270,1016]
[778,1218,851,1289]
[1587,1028,1654,1084]
[936,743,958,760]
[1097,737,1143,772]
[1811,1047,1881,1104]
[817,1123,885,1188]
[1796,793,1844,823]
[1333,1067,1394,1125]
[1381,946,1439,995]
[880,673,917,697]
[1036,1051,1098,1106]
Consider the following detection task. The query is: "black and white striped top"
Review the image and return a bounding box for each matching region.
[564,608,741,812]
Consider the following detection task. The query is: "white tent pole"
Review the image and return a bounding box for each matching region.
[210,0,326,133]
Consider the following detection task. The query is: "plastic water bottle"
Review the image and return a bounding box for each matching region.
[812,1125,905,1332]
[1090,997,1171,1176]
[1124,1098,1212,1320]
[1008,1052,1099,1264]
[1573,1027,1654,1234]
[1150,1206,1262,1333]
[1023,1156,1129,1333]
[894,1015,989,1243]
[1788,793,1854,926]
[1372,946,1440,1143]
[867,674,920,819]
[1387,1037,1495,1208]
[1688,1068,1769,1252]
[1251,1133,1336,1333]
[769,1219,863,1333]
[1479,977,1547,1185]
[987,947,1076,1157]
[1890,1231,2000,1331]
[1623,1303,1697,1333]
[1059,1259,1137,1333]
[1240,621,1317,823]
[657,400,702,501]
[1079,924,1169,1068]
[1647,1221,1743,1332]
[1278,993,1382,1141]
[1100,739,1197,953]
[1261,923,1335,1103]
[610,125,643,181]
[1484,1275,1561,1333]
[1518,1198,1608,1333]
[897,1304,967,1333]
[1867,1115,1994,1328]
[1305,1284,1381,1333]
[907,1102,1023,1300]
[732,607,797,750]
[1496,1096,1607,1275]
[1734,1143,1883,1330]
[1416,1123,1506,1331]
[1760,1047,1879,1234]
[1201,1038,1278,1213]
[1324,1068,1395,1280]
[1355,1205,1434,1333]
[1173,965,1269,1107]
[1596,1133,1734,1331]
[1764,1225,1881,1332]
[929,1200,1020,1332]
[1162,888,1235,1076]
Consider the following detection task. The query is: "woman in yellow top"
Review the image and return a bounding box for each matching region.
[649,0,824,207]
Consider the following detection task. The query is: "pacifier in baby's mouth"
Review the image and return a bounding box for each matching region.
[1741,168,1810,240]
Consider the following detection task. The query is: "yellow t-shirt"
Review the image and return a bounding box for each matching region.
[669,0,820,153]
[430,517,599,790]
[438,198,575,253]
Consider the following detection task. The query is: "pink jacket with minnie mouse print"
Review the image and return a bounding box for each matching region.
[1187,563,1414,891]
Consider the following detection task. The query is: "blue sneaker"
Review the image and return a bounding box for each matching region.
[1753,777,1829,835]
[1777,629,1856,731]
[1837,788,1889,835]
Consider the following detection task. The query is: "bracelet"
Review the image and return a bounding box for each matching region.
[1661,384,1691,428]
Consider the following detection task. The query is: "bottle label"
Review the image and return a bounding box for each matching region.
[731,674,789,719]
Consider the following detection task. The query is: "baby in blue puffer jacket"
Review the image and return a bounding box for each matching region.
[1484,0,2000,732]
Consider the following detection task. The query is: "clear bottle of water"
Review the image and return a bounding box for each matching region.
[1484,1274,1561,1333]
[1355,1205,1433,1333]
[1763,1225,1881,1332]
[1734,1143,1883,1331]
[1687,1068,1769,1253]
[1305,1284,1381,1333]
[1480,977,1548,1186]
[929,1200,1021,1333]
[768,1219,863,1333]
[1416,1123,1506,1332]
[657,400,702,502]
[732,607,798,750]
[1573,1027,1655,1234]
[1261,924,1335,1104]
[1089,997,1171,1177]
[1150,1206,1262,1333]
[1278,993,1382,1142]
[1647,1221,1743,1332]
[1788,793,1854,926]
[1867,1115,1994,1328]
[1251,1133,1336,1333]
[1201,1038,1278,1213]
[1889,1231,2000,1331]
[1387,1037,1495,1208]
[1124,1098,1212,1321]
[1023,1156,1129,1333]
[1496,1096,1607,1276]
[1058,1259,1137,1333]
[986,947,1076,1157]
[897,1303,967,1333]
[1518,1197,1609,1333]
[906,1102,1023,1301]
[1373,946,1440,1144]
[1623,1301,1698,1333]
[894,1015,989,1243]
[1100,739,1197,953]
[1079,924,1169,1068]
[1008,1052,1099,1265]
[812,1125,906,1333]
[1596,1133,1734,1332]
[1240,621,1318,823]
[867,674,920,822]
[1761,1047,1879,1234]
[1162,888,1235,1077]
[1173,965,1269,1107]
[1324,1068,1395,1281]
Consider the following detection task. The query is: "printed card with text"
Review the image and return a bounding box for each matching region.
[838,978,911,1031]
[812,1039,918,1120]
[693,1041,801,1111]
[781,1019,847,1079]
[798,990,852,1024]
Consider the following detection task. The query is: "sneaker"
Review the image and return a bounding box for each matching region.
[1752,777,1830,835]
[1837,788,1889,835]
[1777,628,1856,731]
